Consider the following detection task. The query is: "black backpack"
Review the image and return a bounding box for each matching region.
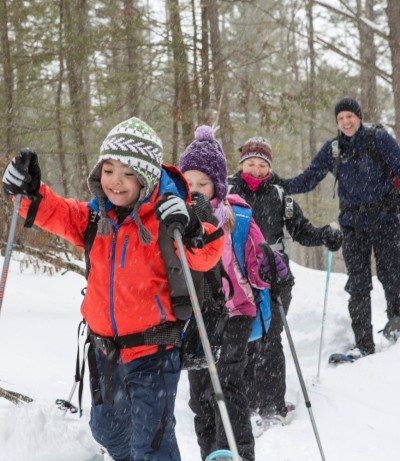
[332,123,400,193]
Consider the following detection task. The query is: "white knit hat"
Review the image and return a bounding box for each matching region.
[87,117,163,243]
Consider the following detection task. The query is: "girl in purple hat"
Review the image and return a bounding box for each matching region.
[179,126,288,461]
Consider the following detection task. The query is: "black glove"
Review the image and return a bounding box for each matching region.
[321,224,343,252]
[2,149,41,198]
[155,193,202,242]
[190,191,218,226]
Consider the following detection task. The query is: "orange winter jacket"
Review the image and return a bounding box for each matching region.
[18,166,224,363]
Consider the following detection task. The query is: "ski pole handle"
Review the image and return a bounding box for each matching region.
[166,222,185,240]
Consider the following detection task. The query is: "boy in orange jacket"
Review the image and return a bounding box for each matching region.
[3,117,224,461]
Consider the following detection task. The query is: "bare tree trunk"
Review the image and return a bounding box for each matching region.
[200,0,210,124]
[64,0,91,196]
[11,0,26,151]
[357,0,378,121]
[172,88,180,165]
[0,0,14,153]
[386,0,400,139]
[55,0,69,196]
[167,0,194,148]
[207,0,234,167]
[122,0,141,117]
[191,0,200,123]
[307,0,317,156]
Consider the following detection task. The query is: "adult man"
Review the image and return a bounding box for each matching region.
[281,97,400,359]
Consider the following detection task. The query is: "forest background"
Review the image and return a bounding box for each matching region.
[1,0,399,276]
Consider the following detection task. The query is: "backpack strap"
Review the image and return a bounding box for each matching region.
[364,124,391,179]
[272,184,294,220]
[230,205,271,340]
[158,223,204,320]
[331,134,341,198]
[83,209,99,279]
[231,205,252,276]
[272,184,284,203]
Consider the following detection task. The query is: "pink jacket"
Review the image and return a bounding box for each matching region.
[216,194,270,318]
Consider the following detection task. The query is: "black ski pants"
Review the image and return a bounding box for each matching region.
[342,219,400,352]
[188,315,254,461]
[244,282,293,418]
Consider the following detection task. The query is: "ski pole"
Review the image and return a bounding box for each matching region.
[259,242,326,460]
[278,302,327,461]
[316,250,333,381]
[56,381,79,415]
[0,153,33,315]
[0,194,22,315]
[173,228,241,461]
[56,320,87,415]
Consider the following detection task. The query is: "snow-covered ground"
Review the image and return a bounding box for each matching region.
[0,253,398,461]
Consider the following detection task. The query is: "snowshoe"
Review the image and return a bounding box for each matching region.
[0,386,33,405]
[251,402,296,437]
[329,346,371,364]
[260,413,286,428]
[250,411,264,438]
[328,353,354,364]
[382,316,400,342]
[205,449,242,461]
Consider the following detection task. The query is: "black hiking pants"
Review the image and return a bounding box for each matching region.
[188,315,254,461]
[342,219,400,352]
[244,282,293,418]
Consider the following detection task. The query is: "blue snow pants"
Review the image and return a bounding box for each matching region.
[89,346,181,461]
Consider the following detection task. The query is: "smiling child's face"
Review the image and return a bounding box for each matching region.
[100,159,142,208]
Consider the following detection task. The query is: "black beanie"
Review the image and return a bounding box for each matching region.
[334,98,363,120]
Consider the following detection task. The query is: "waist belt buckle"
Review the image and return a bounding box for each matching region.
[91,335,115,355]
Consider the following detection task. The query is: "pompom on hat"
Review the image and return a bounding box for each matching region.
[179,125,228,200]
[87,117,163,242]
[334,97,363,120]
[238,137,272,166]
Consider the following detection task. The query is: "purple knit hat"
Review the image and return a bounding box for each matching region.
[179,125,228,200]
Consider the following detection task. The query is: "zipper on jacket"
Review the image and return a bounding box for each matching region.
[120,235,129,268]
[110,230,118,335]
